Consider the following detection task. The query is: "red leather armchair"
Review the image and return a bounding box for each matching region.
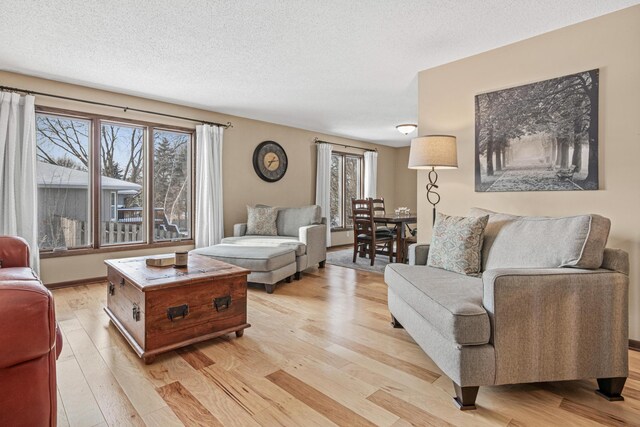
[0,236,62,427]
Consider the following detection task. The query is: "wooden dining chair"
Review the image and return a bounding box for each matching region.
[371,197,386,217]
[352,198,394,266]
[370,197,395,234]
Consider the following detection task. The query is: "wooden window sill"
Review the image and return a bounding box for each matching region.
[39,240,195,259]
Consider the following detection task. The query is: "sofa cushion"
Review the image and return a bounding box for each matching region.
[427,213,489,276]
[385,264,489,345]
[0,267,38,281]
[220,235,306,257]
[191,245,295,272]
[276,205,322,237]
[246,205,278,236]
[469,208,610,270]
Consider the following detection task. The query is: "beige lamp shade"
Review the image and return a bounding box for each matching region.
[408,135,458,169]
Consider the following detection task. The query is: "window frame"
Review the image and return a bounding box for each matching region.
[151,126,194,243]
[330,151,364,232]
[36,106,195,259]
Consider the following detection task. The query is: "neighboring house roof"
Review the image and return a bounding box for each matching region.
[37,162,142,191]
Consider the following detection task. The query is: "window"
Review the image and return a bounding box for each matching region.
[153,129,192,241]
[36,114,92,250]
[330,154,343,229]
[101,122,146,244]
[35,109,193,253]
[330,152,363,230]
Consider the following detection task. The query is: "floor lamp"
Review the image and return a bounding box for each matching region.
[408,135,458,226]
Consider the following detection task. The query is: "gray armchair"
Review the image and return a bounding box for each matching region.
[386,211,629,410]
[222,205,326,279]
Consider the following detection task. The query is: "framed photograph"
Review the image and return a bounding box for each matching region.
[475,69,599,192]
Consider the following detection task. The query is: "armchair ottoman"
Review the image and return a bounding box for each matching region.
[192,244,296,294]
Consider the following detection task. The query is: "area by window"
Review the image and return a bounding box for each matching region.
[35,109,193,253]
[330,152,363,230]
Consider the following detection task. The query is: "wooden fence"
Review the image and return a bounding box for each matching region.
[60,217,87,248]
[59,217,180,246]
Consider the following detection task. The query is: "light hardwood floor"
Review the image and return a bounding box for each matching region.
[52,264,640,427]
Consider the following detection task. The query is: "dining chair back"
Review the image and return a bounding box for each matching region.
[352,198,394,266]
[371,197,398,237]
[371,197,386,217]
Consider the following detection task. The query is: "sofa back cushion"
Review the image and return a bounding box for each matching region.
[469,208,610,270]
[276,205,322,237]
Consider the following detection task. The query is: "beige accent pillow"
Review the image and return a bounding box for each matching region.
[427,212,489,276]
[246,206,278,236]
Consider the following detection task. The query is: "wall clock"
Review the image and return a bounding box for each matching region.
[253,141,288,182]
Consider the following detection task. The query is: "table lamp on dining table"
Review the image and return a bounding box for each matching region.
[408,135,458,226]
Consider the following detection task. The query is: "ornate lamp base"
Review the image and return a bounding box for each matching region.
[426,167,440,226]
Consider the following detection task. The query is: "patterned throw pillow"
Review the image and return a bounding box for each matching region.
[246,205,278,236]
[427,213,489,276]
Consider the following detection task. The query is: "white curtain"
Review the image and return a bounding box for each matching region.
[195,124,224,248]
[315,142,332,246]
[364,150,378,199]
[0,92,39,272]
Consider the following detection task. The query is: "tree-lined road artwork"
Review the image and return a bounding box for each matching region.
[475,69,598,192]
[485,164,584,192]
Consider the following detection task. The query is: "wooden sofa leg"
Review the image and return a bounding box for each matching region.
[595,377,626,401]
[452,382,479,410]
[319,260,325,268]
[294,271,302,280]
[265,284,275,294]
[390,315,403,329]
[285,275,292,283]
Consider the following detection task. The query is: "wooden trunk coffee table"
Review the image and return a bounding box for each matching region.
[104,253,250,364]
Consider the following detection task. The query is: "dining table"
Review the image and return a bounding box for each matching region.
[373,215,417,264]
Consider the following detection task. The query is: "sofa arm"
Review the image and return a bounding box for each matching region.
[482,268,628,385]
[408,243,429,266]
[233,223,247,237]
[299,224,327,266]
[0,280,56,369]
[0,236,31,268]
[602,248,629,275]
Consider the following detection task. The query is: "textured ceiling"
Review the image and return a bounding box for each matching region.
[1,1,637,146]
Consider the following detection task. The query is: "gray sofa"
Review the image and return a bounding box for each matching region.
[223,205,327,279]
[385,208,629,410]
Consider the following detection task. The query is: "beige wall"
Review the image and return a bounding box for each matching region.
[416,6,640,340]
[0,70,415,283]
[394,146,417,213]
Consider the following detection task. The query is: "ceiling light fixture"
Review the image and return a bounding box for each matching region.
[396,124,418,135]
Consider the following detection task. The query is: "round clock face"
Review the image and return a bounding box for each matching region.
[253,141,288,182]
